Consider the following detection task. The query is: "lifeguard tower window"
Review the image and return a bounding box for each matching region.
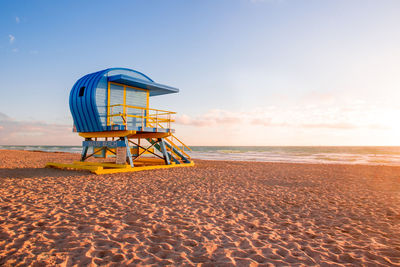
[79,86,85,97]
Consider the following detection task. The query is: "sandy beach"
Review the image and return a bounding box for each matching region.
[0,150,400,266]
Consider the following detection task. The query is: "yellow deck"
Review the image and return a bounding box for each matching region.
[46,160,194,175]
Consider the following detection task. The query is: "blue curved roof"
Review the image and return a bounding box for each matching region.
[108,74,179,96]
[69,68,179,132]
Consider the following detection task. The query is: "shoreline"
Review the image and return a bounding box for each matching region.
[1,150,400,265]
[2,148,400,168]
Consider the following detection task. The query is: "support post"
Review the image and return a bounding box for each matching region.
[123,137,134,167]
[80,138,91,161]
[158,138,171,165]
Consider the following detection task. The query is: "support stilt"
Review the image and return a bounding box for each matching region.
[158,138,171,165]
[123,136,134,167]
[80,138,90,161]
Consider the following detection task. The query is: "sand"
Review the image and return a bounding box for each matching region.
[0,150,400,266]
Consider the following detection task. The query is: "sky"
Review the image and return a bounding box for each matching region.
[0,0,400,146]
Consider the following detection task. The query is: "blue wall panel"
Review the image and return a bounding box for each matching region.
[84,72,98,131]
[90,71,107,132]
[95,75,108,129]
[70,75,86,132]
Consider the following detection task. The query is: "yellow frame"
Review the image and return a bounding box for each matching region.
[107,82,150,126]
[107,105,175,129]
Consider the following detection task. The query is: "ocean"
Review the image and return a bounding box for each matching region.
[1,145,400,166]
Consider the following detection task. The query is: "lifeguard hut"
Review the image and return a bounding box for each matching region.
[46,68,194,174]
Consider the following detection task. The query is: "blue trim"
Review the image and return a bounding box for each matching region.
[83,140,126,148]
[105,125,127,131]
[104,125,173,133]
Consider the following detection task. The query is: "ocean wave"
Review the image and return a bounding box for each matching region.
[188,150,400,166]
[2,145,400,166]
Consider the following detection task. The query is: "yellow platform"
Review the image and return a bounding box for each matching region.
[46,159,194,175]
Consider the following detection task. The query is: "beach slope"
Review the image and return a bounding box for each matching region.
[0,150,400,266]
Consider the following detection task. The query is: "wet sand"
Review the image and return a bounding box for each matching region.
[0,149,400,266]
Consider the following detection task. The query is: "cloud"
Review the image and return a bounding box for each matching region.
[175,102,399,130]
[8,34,15,44]
[176,109,251,127]
[175,114,211,127]
[12,48,18,53]
[0,113,10,121]
[301,123,356,129]
[0,112,80,145]
[15,17,20,23]
[176,108,285,128]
